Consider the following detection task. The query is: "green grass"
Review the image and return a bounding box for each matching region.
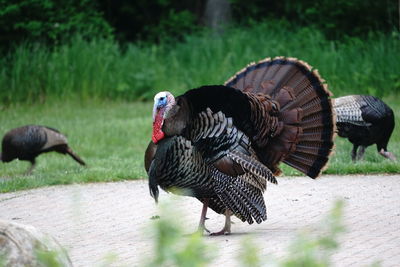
[1,97,399,193]
[0,21,399,104]
[0,100,151,193]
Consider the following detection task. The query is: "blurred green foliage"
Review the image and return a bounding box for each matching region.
[98,0,203,43]
[238,237,263,267]
[145,9,200,43]
[231,0,398,39]
[279,201,345,267]
[0,0,112,48]
[0,0,398,48]
[146,200,215,267]
[150,200,348,267]
[35,248,65,267]
[0,21,398,104]
[237,201,346,267]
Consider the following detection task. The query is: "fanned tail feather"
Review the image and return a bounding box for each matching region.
[212,167,267,224]
[225,57,335,178]
[227,150,277,186]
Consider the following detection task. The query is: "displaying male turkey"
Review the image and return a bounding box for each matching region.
[334,95,396,161]
[1,125,86,174]
[145,57,336,235]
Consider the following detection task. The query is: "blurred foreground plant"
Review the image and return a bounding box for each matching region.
[147,200,346,267]
[146,199,216,267]
[279,200,345,267]
[238,201,346,267]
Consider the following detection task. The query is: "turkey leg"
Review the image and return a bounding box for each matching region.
[197,198,210,234]
[351,145,358,161]
[24,159,36,175]
[210,210,232,236]
[357,146,366,161]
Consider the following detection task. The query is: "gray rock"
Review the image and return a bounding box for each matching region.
[0,219,72,266]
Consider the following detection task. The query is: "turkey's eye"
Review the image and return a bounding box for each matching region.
[157,96,167,108]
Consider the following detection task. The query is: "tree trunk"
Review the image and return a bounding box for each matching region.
[203,0,232,33]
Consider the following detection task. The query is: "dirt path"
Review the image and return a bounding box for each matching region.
[1,175,399,266]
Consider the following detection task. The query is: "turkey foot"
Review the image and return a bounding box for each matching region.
[210,210,231,236]
[379,149,397,161]
[210,227,231,236]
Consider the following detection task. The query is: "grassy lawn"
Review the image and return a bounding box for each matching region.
[1,96,399,193]
[0,100,151,193]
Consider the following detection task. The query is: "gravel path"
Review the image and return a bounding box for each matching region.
[1,175,399,266]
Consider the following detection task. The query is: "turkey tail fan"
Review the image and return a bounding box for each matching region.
[65,147,86,166]
[225,57,335,178]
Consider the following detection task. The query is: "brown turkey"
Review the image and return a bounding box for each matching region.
[1,125,86,174]
[145,57,335,235]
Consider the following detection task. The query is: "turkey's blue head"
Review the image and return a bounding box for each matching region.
[152,91,175,144]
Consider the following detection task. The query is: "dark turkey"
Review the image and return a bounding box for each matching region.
[334,95,396,161]
[1,125,86,174]
[145,57,336,235]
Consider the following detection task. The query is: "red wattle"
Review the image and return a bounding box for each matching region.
[152,131,165,143]
[152,114,165,143]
